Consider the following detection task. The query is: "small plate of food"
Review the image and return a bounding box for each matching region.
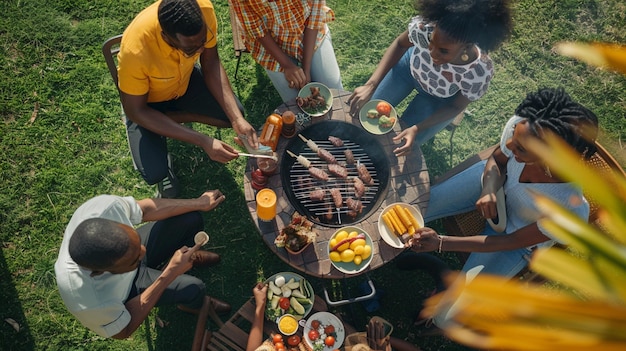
[327,226,373,274]
[264,271,315,322]
[303,311,345,351]
[359,99,397,135]
[297,82,333,117]
[378,202,424,248]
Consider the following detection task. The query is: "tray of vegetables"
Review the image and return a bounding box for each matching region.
[265,272,315,322]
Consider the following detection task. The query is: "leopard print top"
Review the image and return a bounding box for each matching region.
[408,16,494,101]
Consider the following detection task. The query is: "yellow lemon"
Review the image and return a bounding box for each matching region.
[335,230,348,241]
[353,255,363,266]
[361,245,372,259]
[348,231,359,239]
[340,249,355,262]
[329,251,341,262]
[353,245,364,256]
[349,239,366,250]
[329,238,338,249]
[337,241,350,252]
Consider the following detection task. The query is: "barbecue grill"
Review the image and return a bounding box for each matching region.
[280,121,390,227]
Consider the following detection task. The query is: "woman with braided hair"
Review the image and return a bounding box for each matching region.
[396,87,598,328]
[400,87,598,277]
[348,0,513,155]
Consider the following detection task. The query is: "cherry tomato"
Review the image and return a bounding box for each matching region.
[308,329,320,341]
[272,334,283,344]
[287,335,301,346]
[275,342,285,350]
[311,320,321,329]
[279,297,290,310]
[324,325,335,335]
[324,336,336,347]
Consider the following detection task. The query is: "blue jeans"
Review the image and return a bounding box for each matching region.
[425,159,531,277]
[372,47,457,145]
[266,27,343,102]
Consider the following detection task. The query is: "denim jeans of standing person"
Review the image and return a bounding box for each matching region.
[425,159,532,279]
[372,47,457,146]
[265,27,343,103]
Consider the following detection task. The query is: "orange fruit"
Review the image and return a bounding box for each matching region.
[376,101,392,116]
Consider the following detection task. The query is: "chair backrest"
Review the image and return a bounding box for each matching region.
[102,34,123,87]
[226,0,248,57]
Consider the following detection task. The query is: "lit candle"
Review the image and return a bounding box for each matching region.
[256,188,277,221]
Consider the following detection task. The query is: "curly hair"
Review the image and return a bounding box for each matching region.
[516,87,599,159]
[158,0,204,37]
[69,218,131,270]
[416,0,513,52]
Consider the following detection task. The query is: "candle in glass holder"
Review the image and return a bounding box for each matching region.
[256,188,277,221]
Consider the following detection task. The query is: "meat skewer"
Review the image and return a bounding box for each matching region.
[344,149,355,165]
[353,176,366,199]
[357,160,374,185]
[328,136,344,147]
[346,198,363,218]
[328,163,348,178]
[286,150,329,181]
[298,134,319,152]
[309,188,326,202]
[329,188,343,208]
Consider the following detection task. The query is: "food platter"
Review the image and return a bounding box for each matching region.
[303,311,345,351]
[264,271,314,322]
[378,202,424,248]
[298,82,333,117]
[328,226,373,274]
[359,99,398,135]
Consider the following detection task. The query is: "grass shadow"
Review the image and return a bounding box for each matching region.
[0,247,36,351]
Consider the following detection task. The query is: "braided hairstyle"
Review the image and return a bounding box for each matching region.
[416,0,513,52]
[158,0,204,37]
[69,218,131,270]
[516,87,599,159]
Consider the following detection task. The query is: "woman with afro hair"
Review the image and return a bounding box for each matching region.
[348,0,513,155]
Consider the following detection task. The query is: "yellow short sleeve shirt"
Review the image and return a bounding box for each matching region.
[117,0,218,102]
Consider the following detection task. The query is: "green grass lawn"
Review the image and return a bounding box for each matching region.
[0,0,624,350]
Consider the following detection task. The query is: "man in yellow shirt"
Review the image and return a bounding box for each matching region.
[118,0,258,197]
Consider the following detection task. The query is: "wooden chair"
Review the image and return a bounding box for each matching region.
[102,34,122,87]
[435,141,626,282]
[226,0,249,80]
[204,295,328,351]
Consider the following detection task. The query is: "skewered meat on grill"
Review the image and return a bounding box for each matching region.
[328,163,348,178]
[329,188,343,208]
[299,134,320,152]
[309,188,326,201]
[344,149,355,165]
[309,166,330,181]
[346,198,363,218]
[353,176,365,199]
[317,148,336,164]
[357,162,374,185]
[328,136,344,147]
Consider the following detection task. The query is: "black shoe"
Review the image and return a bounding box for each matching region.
[157,154,179,198]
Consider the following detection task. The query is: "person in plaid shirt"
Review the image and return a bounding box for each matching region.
[231,0,343,102]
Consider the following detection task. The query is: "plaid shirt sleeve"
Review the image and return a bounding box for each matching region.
[306,0,326,31]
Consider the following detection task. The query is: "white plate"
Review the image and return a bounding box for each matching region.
[303,311,345,351]
[264,271,314,321]
[358,99,398,135]
[328,226,373,274]
[378,202,424,248]
[298,82,333,117]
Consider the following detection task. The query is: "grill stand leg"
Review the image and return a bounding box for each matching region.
[323,276,376,307]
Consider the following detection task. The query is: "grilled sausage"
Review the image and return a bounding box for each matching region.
[309,188,326,201]
[328,163,348,179]
[346,198,363,218]
[328,136,344,147]
[353,176,366,199]
[330,188,343,208]
[317,148,336,164]
[344,149,355,165]
[308,166,329,181]
[357,163,374,185]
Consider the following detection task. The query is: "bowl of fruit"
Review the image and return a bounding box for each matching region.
[358,99,398,135]
[327,226,373,274]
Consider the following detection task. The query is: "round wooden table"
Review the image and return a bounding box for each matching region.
[244,89,430,279]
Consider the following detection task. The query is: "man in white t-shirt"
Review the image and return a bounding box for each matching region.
[54,190,231,339]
